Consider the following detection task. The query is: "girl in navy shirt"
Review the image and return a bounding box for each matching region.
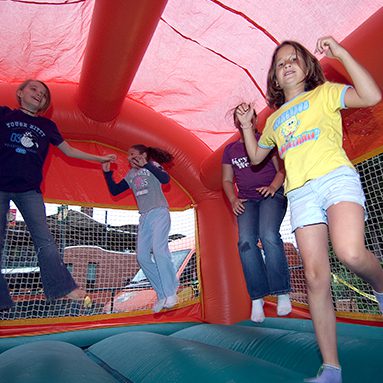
[0,79,115,310]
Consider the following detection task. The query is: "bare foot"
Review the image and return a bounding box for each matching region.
[66,288,86,300]
[66,288,92,308]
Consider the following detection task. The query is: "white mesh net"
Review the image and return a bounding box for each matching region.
[0,207,198,319]
[281,152,383,317]
[0,153,382,321]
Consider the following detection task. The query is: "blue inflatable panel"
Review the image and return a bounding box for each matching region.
[0,319,381,382]
[0,341,120,383]
[0,322,198,354]
[171,320,382,382]
[88,331,304,382]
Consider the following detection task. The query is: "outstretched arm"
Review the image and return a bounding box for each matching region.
[102,162,130,196]
[316,36,382,108]
[236,103,272,165]
[58,141,116,163]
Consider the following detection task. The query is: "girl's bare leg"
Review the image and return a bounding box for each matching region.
[295,223,340,367]
[327,202,383,294]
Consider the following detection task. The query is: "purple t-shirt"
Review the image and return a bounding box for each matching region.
[0,107,64,192]
[222,137,278,200]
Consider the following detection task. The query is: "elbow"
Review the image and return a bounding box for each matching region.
[161,175,171,184]
[374,89,382,105]
[366,89,382,107]
[251,159,262,166]
[109,186,123,196]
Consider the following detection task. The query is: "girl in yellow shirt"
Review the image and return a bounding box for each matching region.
[239,36,383,383]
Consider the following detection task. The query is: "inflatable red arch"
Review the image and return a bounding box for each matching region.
[0,2,382,330]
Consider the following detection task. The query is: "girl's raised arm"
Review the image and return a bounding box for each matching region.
[316,36,381,108]
[236,103,271,165]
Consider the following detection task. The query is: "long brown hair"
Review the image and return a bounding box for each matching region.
[131,144,173,164]
[266,41,325,109]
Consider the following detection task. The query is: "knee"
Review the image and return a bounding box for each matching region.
[259,231,281,246]
[304,267,331,292]
[35,239,57,254]
[238,239,256,254]
[335,246,365,269]
[136,251,151,265]
[152,242,169,256]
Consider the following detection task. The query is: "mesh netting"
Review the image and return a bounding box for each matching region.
[0,153,381,321]
[1,207,198,319]
[283,152,383,317]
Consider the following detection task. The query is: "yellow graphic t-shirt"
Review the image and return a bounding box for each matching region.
[259,82,354,193]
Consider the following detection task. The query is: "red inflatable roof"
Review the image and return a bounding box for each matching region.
[0,0,382,325]
[0,0,382,150]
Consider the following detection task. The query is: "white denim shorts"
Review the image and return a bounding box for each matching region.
[287,166,367,232]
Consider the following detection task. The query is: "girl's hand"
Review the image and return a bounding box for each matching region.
[257,185,276,197]
[315,36,346,60]
[102,162,111,172]
[131,154,147,168]
[235,103,255,129]
[100,154,117,163]
[231,198,247,216]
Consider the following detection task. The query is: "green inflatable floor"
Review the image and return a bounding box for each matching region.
[0,318,381,382]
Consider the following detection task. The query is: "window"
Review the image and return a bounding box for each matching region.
[86,262,97,289]
[66,263,73,273]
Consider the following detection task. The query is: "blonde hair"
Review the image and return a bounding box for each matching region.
[16,79,51,113]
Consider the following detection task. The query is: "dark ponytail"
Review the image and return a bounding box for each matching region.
[131,144,173,164]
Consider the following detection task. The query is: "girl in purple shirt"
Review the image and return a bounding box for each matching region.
[222,105,291,322]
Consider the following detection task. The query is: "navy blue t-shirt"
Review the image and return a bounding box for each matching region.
[0,107,64,192]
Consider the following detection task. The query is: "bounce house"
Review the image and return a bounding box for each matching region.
[0,1,382,382]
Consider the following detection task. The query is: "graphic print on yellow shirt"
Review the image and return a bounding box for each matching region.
[259,82,354,193]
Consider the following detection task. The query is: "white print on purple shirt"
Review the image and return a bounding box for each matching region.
[231,156,250,169]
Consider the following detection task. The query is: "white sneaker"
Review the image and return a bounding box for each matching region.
[152,298,166,313]
[277,294,292,316]
[251,298,265,323]
[164,294,178,309]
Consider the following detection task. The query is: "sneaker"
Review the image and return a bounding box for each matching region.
[164,294,178,309]
[277,294,292,316]
[304,364,342,383]
[152,298,166,313]
[251,298,265,323]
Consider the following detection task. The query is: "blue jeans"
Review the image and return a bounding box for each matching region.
[137,207,178,300]
[237,189,290,300]
[0,190,77,310]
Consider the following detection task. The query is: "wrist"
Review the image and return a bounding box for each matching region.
[336,48,350,63]
[240,123,253,130]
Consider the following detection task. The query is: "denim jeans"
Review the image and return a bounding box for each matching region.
[137,207,178,300]
[0,190,77,309]
[237,188,291,300]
